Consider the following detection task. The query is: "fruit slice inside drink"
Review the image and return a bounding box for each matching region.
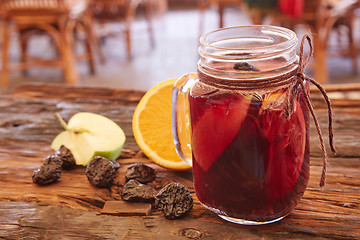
[190,91,251,172]
[260,94,306,200]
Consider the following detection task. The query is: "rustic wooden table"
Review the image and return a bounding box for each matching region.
[0,83,359,239]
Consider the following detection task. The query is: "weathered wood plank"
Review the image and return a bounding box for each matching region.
[1,197,359,240]
[0,83,359,239]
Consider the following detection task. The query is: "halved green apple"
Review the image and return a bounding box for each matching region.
[51,112,126,166]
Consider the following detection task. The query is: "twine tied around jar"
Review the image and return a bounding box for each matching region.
[197,34,336,187]
[285,35,336,187]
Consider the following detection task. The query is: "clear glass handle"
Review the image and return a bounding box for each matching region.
[171,73,198,166]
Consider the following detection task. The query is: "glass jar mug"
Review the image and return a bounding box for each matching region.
[171,25,311,225]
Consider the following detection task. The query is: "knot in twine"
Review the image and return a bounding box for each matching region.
[198,34,336,187]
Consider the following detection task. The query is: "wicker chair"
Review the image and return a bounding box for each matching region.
[89,0,155,60]
[273,0,358,83]
[198,0,243,35]
[0,0,95,87]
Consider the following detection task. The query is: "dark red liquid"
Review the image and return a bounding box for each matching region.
[189,84,310,222]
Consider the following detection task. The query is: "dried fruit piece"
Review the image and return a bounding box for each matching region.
[155,183,193,219]
[121,180,157,202]
[125,163,156,183]
[233,62,259,71]
[42,154,62,167]
[32,155,62,185]
[55,145,76,169]
[85,156,119,188]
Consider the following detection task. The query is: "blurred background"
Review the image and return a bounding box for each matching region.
[0,0,359,92]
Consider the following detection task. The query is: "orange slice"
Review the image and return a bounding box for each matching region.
[261,92,287,112]
[132,78,192,171]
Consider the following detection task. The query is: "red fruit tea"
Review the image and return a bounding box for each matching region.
[189,83,310,223]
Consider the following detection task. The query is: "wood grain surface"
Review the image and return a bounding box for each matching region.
[0,83,359,239]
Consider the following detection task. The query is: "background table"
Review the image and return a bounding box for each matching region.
[0,83,359,239]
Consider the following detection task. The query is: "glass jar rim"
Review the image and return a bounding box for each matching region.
[199,25,298,59]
